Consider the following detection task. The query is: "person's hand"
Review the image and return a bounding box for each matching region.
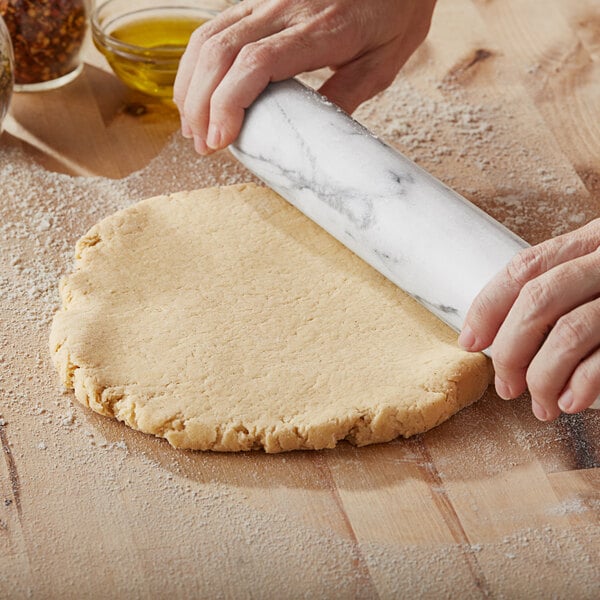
[459,219,600,421]
[173,0,437,155]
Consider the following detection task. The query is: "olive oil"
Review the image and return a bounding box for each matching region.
[110,16,203,49]
[96,15,207,98]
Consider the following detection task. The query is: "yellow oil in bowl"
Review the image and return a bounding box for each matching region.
[92,2,215,98]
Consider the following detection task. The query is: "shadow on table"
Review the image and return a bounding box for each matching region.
[5,63,179,179]
[81,385,600,494]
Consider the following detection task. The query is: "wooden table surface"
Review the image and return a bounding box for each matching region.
[1,0,600,597]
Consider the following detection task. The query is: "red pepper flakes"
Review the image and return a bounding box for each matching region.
[1,0,87,85]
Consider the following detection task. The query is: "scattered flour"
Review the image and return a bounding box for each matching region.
[355,76,597,242]
[1,68,599,599]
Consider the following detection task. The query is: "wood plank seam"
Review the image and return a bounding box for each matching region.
[311,453,381,600]
[414,437,492,598]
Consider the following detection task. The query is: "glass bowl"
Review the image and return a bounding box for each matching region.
[91,0,232,99]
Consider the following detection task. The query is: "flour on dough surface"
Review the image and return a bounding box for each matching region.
[50,183,492,452]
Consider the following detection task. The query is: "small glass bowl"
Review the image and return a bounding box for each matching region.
[92,0,232,99]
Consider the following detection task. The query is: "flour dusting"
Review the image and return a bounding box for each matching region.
[1,62,599,598]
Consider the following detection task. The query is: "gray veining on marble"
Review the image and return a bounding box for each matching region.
[230,79,530,354]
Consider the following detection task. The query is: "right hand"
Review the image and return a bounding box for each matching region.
[460,219,600,421]
[174,0,437,154]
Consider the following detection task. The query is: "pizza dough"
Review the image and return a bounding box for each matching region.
[50,183,492,452]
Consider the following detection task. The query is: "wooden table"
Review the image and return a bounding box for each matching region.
[1,0,599,597]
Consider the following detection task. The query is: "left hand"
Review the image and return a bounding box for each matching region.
[459,219,600,421]
[173,0,436,155]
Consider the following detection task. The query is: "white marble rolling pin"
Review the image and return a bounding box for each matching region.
[230,79,529,351]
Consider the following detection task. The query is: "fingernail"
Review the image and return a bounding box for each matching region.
[181,117,193,139]
[558,389,574,412]
[206,123,221,149]
[495,377,511,399]
[193,134,208,155]
[458,325,476,350]
[532,400,549,421]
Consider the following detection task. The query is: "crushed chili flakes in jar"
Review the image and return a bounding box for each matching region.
[1,0,88,90]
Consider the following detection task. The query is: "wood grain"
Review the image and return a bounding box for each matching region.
[1,1,599,598]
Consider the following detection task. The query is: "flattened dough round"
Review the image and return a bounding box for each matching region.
[50,183,492,452]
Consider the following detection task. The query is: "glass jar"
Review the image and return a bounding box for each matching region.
[0,14,13,131]
[91,0,230,99]
[0,0,89,92]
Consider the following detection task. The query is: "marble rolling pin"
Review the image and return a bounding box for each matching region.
[230,79,529,354]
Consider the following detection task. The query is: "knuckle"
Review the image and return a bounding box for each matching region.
[572,360,599,395]
[582,216,600,240]
[552,313,591,354]
[208,95,230,125]
[181,105,207,131]
[201,34,235,64]
[188,27,206,47]
[181,31,209,61]
[518,278,552,313]
[236,42,273,73]
[506,246,546,288]
[306,4,345,33]
[525,367,552,399]
[491,350,516,376]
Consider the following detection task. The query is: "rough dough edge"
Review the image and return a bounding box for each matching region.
[49,183,494,453]
[49,348,492,453]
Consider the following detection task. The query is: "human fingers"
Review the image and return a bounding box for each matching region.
[559,338,600,414]
[177,3,287,152]
[525,297,600,420]
[489,250,600,404]
[205,22,429,150]
[318,41,410,115]
[318,2,434,113]
[201,10,390,151]
[205,24,408,146]
[173,1,254,138]
[460,221,600,353]
[202,24,331,150]
[176,0,440,153]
